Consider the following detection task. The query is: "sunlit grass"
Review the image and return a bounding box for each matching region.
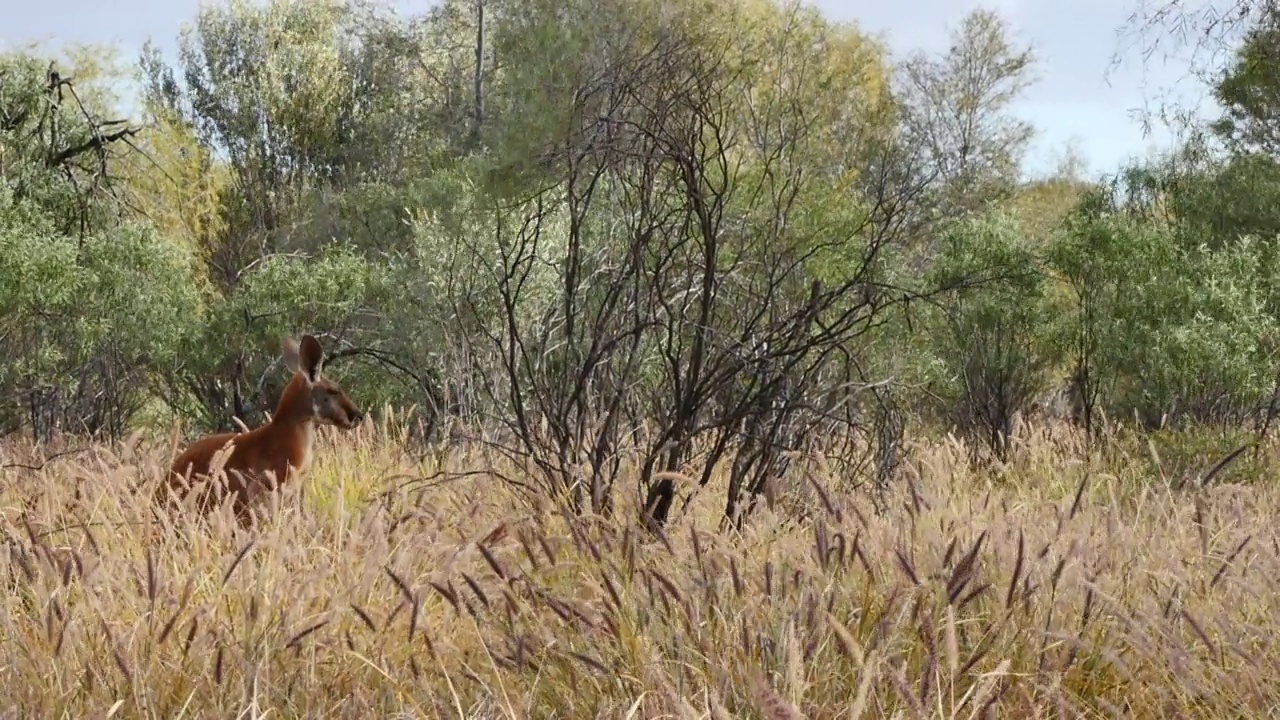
[0,413,1275,718]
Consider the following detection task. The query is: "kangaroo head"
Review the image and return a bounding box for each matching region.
[281,334,365,429]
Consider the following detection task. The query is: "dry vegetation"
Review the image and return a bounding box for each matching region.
[0,415,1275,719]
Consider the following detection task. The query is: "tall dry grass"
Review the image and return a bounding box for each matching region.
[0,415,1275,718]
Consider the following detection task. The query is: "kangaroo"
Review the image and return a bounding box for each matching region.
[159,334,364,524]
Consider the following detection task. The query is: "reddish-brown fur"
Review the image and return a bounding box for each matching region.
[158,334,364,524]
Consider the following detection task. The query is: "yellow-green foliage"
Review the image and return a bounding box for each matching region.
[0,418,1275,718]
[119,110,231,268]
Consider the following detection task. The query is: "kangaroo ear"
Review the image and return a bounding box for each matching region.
[281,336,303,377]
[298,334,325,383]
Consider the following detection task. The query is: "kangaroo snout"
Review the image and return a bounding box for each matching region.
[346,407,365,428]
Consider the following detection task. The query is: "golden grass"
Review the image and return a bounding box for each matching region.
[0,416,1276,718]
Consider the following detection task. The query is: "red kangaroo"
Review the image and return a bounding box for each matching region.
[160,334,364,523]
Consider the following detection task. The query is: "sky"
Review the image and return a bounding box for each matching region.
[0,0,1228,180]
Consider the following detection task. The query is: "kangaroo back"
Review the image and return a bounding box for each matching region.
[159,334,364,524]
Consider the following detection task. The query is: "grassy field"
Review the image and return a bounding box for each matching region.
[0,416,1275,718]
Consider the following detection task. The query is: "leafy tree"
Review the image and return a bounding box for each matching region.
[926,211,1053,462]
[436,0,935,523]
[159,247,384,433]
[1046,190,1163,438]
[0,187,201,439]
[1006,146,1094,248]
[1212,5,1280,157]
[895,9,1036,225]
[1048,157,1280,433]
[0,45,204,440]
